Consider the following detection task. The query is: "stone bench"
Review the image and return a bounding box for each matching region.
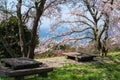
[1,57,43,70]
[0,66,53,78]
[0,57,53,80]
[63,52,96,62]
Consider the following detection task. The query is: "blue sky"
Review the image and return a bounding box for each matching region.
[39,5,70,38]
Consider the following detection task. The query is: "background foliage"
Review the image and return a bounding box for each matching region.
[0,16,38,59]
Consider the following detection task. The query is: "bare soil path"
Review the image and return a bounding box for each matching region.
[36,56,84,67]
[36,56,119,68]
[36,52,120,68]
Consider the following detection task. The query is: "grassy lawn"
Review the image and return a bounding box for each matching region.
[0,51,120,80]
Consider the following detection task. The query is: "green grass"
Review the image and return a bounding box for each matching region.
[0,51,120,80]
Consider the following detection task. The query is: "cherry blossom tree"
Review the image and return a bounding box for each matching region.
[48,0,120,56]
[16,0,66,58]
[98,0,120,56]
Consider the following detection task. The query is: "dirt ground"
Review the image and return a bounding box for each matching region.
[36,56,87,68]
[36,56,118,68]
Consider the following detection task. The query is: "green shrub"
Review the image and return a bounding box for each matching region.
[0,16,38,58]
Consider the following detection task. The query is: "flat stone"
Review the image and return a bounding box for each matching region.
[63,52,96,61]
[0,65,53,77]
[1,57,43,70]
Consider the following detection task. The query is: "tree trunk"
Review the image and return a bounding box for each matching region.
[28,0,46,59]
[28,18,39,59]
[102,15,109,57]
[102,43,108,57]
[17,0,27,57]
[101,0,114,57]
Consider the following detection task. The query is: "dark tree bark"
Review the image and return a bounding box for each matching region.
[28,0,46,59]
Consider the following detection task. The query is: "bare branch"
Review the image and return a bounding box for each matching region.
[22,6,34,24]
